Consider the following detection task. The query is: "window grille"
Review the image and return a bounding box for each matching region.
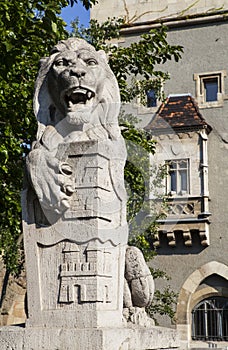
[192,297,228,341]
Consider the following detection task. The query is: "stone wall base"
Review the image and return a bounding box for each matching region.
[0,324,179,350]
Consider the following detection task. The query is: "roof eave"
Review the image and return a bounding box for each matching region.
[148,123,212,135]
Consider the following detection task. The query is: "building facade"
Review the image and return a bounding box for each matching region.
[91,1,228,349]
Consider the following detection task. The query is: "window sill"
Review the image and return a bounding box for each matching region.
[168,191,189,197]
[198,101,224,109]
[137,104,159,115]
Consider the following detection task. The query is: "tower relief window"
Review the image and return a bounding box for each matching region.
[194,70,226,108]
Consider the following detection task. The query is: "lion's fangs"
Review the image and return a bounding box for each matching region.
[65,88,95,108]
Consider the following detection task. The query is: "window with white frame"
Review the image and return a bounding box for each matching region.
[166,159,189,195]
[194,70,226,107]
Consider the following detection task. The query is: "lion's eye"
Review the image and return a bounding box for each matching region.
[86,58,98,66]
[54,59,68,67]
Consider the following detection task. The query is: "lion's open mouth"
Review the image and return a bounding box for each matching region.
[64,87,95,110]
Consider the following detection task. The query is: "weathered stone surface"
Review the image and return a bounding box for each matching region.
[124,246,154,308]
[27,38,125,225]
[0,325,179,350]
[22,38,129,330]
[91,0,225,25]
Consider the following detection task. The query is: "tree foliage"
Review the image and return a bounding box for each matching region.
[148,286,178,324]
[67,0,98,10]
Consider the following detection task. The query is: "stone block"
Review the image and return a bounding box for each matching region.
[0,325,179,350]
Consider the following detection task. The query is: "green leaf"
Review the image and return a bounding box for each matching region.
[51,21,57,33]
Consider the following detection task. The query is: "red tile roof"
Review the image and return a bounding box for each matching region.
[145,94,212,133]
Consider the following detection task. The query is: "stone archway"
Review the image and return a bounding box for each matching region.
[175,261,228,343]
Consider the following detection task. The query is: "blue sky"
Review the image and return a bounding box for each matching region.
[61,2,90,31]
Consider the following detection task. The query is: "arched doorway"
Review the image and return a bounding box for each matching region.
[176,261,228,344]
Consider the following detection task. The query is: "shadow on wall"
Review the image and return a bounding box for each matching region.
[154,230,206,255]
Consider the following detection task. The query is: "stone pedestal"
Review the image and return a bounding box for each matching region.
[0,324,179,350]
[22,139,128,330]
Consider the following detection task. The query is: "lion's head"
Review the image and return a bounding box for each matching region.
[34,38,121,141]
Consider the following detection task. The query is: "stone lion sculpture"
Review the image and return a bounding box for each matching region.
[27,38,126,221]
[26,38,154,321]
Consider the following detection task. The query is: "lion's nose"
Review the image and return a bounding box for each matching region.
[69,66,86,78]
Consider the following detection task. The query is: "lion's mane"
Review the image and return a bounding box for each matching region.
[33,38,121,142]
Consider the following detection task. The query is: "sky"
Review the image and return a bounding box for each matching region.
[61,2,90,31]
